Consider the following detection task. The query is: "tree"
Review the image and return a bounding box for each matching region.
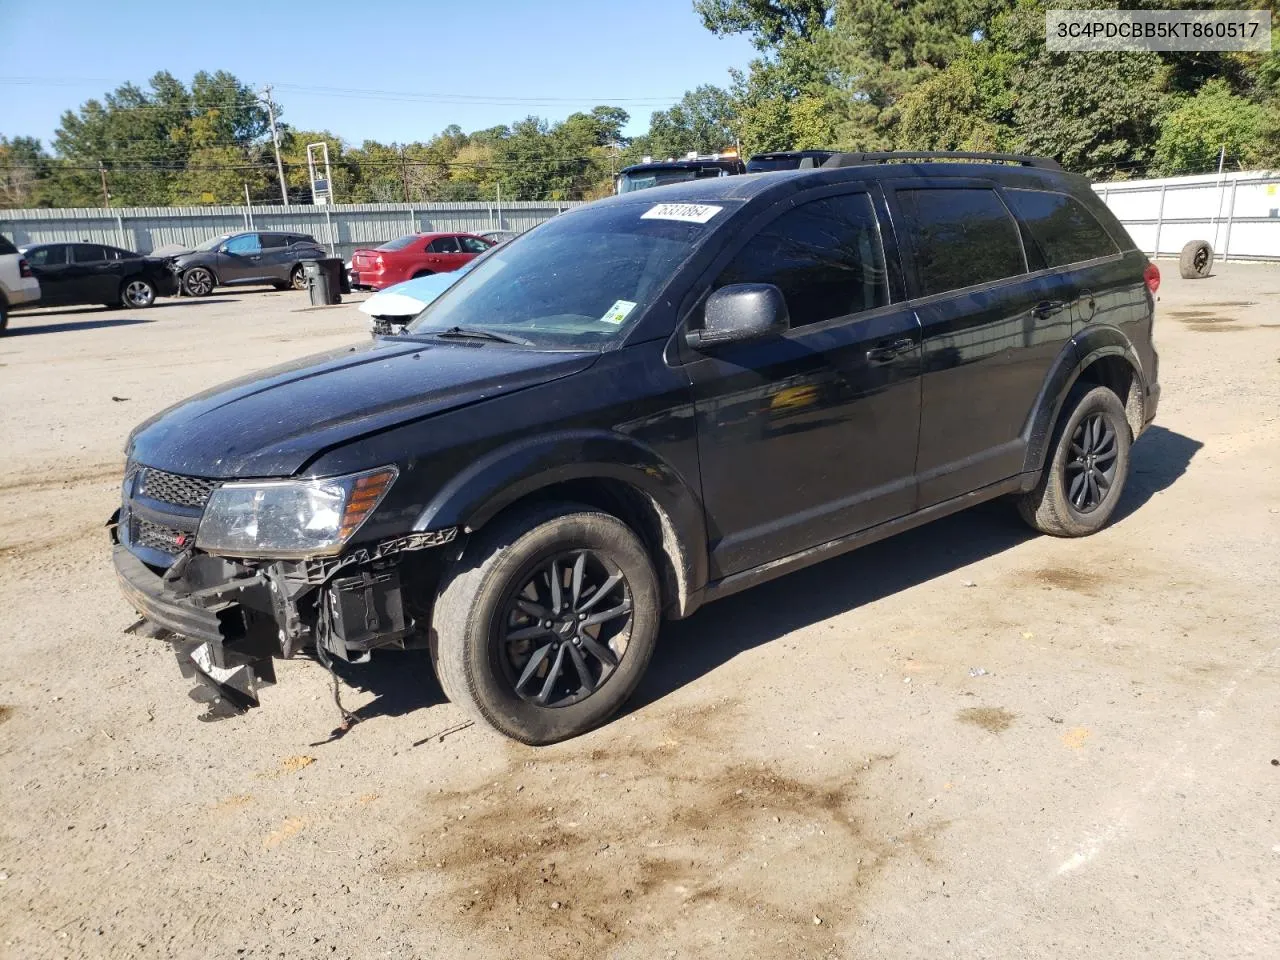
[630,85,737,160]
[1154,79,1276,174]
[696,0,833,47]
[0,136,53,207]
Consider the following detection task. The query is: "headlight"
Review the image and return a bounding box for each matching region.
[196,466,397,558]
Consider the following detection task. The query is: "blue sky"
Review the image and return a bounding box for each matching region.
[0,0,758,148]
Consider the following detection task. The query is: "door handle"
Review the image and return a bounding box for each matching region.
[1033,300,1065,319]
[866,338,915,364]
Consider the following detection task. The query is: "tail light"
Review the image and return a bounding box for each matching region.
[18,258,32,279]
[375,254,384,269]
[1143,262,1160,294]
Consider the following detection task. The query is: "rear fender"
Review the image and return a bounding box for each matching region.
[1021,324,1148,479]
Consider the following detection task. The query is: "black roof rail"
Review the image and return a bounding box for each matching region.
[822,151,1062,171]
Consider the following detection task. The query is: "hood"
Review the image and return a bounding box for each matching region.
[127,339,597,478]
[150,243,197,257]
[358,272,466,317]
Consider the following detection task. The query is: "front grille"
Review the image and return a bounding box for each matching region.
[133,517,192,555]
[138,468,217,508]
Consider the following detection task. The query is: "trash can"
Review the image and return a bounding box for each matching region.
[304,258,344,306]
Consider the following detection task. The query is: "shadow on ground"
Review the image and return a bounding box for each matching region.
[328,425,1202,727]
[5,317,156,336]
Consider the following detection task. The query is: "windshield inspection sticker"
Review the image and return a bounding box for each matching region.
[641,202,723,224]
[600,300,638,325]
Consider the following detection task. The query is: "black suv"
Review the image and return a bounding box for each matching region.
[169,231,326,296]
[111,151,1160,744]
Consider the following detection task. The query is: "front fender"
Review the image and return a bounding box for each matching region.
[1021,323,1149,477]
[414,429,709,612]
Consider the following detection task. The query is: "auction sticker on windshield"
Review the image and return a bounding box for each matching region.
[641,203,723,224]
[600,300,637,324]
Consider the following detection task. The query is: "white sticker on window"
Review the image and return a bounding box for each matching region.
[641,203,723,224]
[600,299,638,325]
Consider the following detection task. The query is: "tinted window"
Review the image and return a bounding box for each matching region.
[714,193,889,327]
[459,236,489,254]
[106,246,139,260]
[430,236,462,254]
[260,233,287,249]
[71,244,107,263]
[26,245,68,266]
[897,188,1026,297]
[1005,189,1119,267]
[378,235,419,251]
[224,234,261,255]
[289,235,317,247]
[0,235,17,256]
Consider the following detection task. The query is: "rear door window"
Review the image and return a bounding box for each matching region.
[896,188,1026,298]
[1004,189,1120,267]
[71,244,108,263]
[260,233,287,249]
[714,192,890,327]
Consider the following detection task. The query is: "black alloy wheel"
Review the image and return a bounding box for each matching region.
[183,267,214,297]
[498,549,633,708]
[1064,412,1119,513]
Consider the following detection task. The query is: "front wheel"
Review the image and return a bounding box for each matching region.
[1017,384,1132,537]
[289,264,307,290]
[432,503,660,744]
[121,278,156,308]
[182,267,215,297]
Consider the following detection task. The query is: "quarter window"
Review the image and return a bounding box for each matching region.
[897,188,1026,297]
[1005,189,1120,267]
[714,193,890,328]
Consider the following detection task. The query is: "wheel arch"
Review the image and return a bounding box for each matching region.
[415,431,708,618]
[1022,325,1149,477]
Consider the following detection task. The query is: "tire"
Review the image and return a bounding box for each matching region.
[0,300,8,335]
[1017,384,1132,537]
[432,502,660,744]
[120,277,156,308]
[1179,240,1213,279]
[182,267,215,297]
[289,264,307,290]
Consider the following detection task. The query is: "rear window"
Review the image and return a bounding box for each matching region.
[897,188,1026,298]
[260,233,287,249]
[378,235,420,251]
[0,235,17,256]
[1005,189,1120,267]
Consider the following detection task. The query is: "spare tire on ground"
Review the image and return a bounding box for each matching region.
[1179,240,1214,279]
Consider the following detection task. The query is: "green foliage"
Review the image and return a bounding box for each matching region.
[1154,79,1277,173]
[629,86,737,160]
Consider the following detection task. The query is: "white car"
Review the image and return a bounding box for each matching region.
[0,233,41,333]
[359,261,476,336]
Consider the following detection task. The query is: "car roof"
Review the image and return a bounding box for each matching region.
[594,161,1091,210]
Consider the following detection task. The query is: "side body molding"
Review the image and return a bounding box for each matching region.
[414,430,709,616]
[1019,322,1150,481]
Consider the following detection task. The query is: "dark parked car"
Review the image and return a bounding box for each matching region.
[19,242,178,309]
[615,155,746,193]
[170,231,327,297]
[746,149,836,172]
[110,151,1160,744]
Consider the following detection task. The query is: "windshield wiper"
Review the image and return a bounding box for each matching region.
[428,326,533,346]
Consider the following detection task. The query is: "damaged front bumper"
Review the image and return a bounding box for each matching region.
[109,510,457,713]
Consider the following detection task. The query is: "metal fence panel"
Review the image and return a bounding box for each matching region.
[0,201,585,260]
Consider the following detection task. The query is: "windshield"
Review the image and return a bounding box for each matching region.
[377,235,419,251]
[404,201,726,349]
[196,235,230,251]
[616,169,707,193]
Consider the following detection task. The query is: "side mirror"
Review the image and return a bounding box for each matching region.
[686,283,790,350]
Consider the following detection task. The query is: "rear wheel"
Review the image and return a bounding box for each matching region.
[432,503,660,744]
[1017,384,1131,537]
[121,278,156,308]
[289,264,307,290]
[182,267,215,297]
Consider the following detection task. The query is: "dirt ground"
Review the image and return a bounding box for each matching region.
[0,268,1277,960]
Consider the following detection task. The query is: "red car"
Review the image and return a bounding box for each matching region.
[350,232,494,290]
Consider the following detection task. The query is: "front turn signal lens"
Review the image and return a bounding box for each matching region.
[339,468,397,541]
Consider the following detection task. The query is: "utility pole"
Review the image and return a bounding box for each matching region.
[262,85,289,207]
[98,161,110,207]
[399,145,410,203]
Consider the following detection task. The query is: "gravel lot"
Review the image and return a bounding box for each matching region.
[1,270,1277,960]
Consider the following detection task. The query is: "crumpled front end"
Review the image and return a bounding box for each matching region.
[109,461,455,716]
